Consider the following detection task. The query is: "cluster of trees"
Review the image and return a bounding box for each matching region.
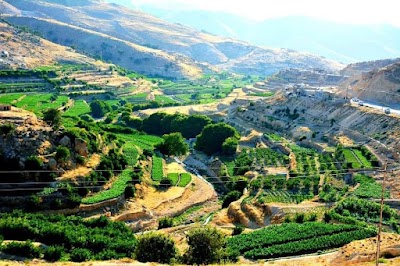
[122,112,239,156]
[90,100,112,118]
[0,212,233,264]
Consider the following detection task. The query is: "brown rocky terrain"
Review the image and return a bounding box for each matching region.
[0,0,342,77]
[340,62,400,107]
[341,58,400,76]
[0,21,107,70]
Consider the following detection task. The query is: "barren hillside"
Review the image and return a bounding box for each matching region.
[340,62,400,107]
[0,21,107,69]
[341,57,400,76]
[1,0,342,77]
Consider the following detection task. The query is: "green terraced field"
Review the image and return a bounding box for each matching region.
[63,100,90,117]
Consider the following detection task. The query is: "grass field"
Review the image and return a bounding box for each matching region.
[178,173,192,187]
[167,173,179,186]
[63,100,90,117]
[151,155,164,182]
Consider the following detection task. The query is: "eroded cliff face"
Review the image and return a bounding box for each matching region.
[340,62,400,107]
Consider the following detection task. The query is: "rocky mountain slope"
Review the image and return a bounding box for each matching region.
[0,0,342,77]
[340,58,400,76]
[340,62,400,107]
[0,20,108,69]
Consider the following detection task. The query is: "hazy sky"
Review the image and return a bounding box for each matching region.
[132,0,400,27]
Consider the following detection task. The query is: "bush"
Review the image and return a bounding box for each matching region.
[0,123,15,135]
[76,155,85,165]
[158,217,174,229]
[70,248,92,262]
[135,233,177,264]
[222,190,241,208]
[1,241,41,258]
[184,227,226,265]
[159,177,173,188]
[55,146,70,162]
[43,246,63,262]
[232,225,244,236]
[25,155,43,170]
[294,213,305,223]
[124,186,135,199]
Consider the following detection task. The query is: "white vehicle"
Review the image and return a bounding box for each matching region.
[358,101,364,106]
[384,108,391,114]
[352,98,359,102]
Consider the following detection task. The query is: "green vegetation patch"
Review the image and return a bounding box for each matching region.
[0,211,136,261]
[82,169,133,204]
[151,155,164,182]
[167,173,179,186]
[178,173,192,187]
[353,174,389,199]
[227,222,376,260]
[63,100,90,117]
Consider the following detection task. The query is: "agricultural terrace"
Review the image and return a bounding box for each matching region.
[227,222,376,259]
[151,155,164,182]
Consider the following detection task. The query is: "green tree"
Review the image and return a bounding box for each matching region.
[25,156,43,170]
[55,146,70,163]
[90,100,111,118]
[43,108,62,129]
[222,137,238,155]
[158,217,174,229]
[171,114,212,138]
[222,190,241,208]
[195,123,240,155]
[135,233,177,264]
[156,132,189,156]
[142,112,168,135]
[0,123,15,136]
[185,227,226,265]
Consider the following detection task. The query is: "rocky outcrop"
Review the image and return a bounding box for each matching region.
[339,62,400,107]
[74,138,89,157]
[340,58,400,76]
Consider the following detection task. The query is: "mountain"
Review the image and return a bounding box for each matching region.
[0,20,107,69]
[340,58,400,76]
[0,0,342,78]
[340,62,400,107]
[123,4,400,64]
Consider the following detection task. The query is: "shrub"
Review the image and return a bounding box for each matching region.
[124,186,135,199]
[135,233,177,264]
[70,248,92,262]
[1,241,41,258]
[294,213,305,223]
[76,155,85,165]
[55,146,70,162]
[222,190,241,208]
[232,225,244,236]
[159,177,173,188]
[25,156,43,170]
[43,246,63,262]
[158,217,174,229]
[0,123,15,135]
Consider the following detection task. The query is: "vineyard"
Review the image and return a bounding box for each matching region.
[227,222,376,259]
[257,190,313,204]
[353,174,390,199]
[289,145,318,174]
[336,146,379,169]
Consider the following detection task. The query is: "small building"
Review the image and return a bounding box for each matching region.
[0,104,11,111]
[1,51,9,58]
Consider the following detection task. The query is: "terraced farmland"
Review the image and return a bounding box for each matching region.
[228,222,376,259]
